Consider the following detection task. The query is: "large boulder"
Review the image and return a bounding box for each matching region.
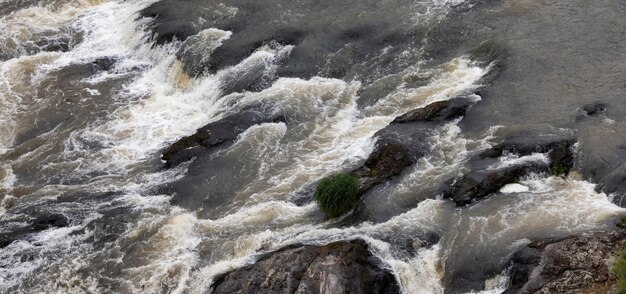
[211,239,400,294]
[504,231,626,294]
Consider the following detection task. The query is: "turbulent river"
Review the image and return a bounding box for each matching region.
[1,0,626,293]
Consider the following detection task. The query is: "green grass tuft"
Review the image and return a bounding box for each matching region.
[550,163,568,177]
[314,173,360,218]
[614,247,626,293]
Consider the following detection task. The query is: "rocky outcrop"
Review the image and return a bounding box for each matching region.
[391,98,472,125]
[351,144,413,193]
[505,231,626,294]
[287,98,476,207]
[442,161,548,206]
[440,130,576,206]
[350,98,475,194]
[582,103,607,117]
[211,239,400,294]
[161,107,284,167]
[477,131,575,175]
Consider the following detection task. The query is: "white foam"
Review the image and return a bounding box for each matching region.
[487,152,549,170]
[364,57,487,117]
[499,183,530,193]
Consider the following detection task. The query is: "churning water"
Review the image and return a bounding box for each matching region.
[1,0,625,293]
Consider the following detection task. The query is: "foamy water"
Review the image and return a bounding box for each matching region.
[0,0,624,293]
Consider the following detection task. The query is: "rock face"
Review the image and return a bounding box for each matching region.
[505,231,626,294]
[211,239,400,294]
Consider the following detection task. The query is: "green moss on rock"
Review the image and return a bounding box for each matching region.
[550,163,568,177]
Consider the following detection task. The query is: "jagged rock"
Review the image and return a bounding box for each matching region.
[391,98,473,124]
[161,107,284,167]
[442,161,548,206]
[504,231,626,294]
[211,239,400,294]
[350,98,475,194]
[478,130,576,163]
[0,213,69,248]
[351,144,413,193]
[477,131,575,169]
[441,130,577,206]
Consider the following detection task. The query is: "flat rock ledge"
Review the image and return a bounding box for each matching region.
[211,239,401,294]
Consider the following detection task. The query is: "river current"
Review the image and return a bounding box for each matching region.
[1,0,625,293]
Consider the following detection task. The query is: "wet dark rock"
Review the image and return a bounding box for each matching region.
[442,161,548,206]
[575,103,608,122]
[139,1,201,44]
[0,213,69,248]
[350,98,476,194]
[505,246,543,292]
[547,142,574,176]
[290,182,317,206]
[379,232,440,258]
[31,213,69,231]
[161,107,284,167]
[391,98,472,124]
[211,239,400,294]
[582,103,607,116]
[92,57,118,71]
[576,123,626,207]
[504,231,626,294]
[477,131,575,162]
[441,129,576,206]
[351,144,413,193]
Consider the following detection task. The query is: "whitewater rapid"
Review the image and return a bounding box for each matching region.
[0,0,624,293]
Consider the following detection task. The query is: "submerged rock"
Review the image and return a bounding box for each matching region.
[582,103,608,117]
[161,107,284,167]
[0,213,69,248]
[211,239,400,294]
[504,231,626,294]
